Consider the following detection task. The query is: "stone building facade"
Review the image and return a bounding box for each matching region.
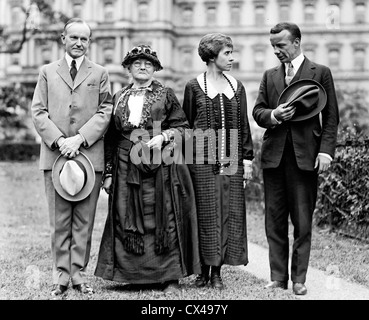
[0,0,368,106]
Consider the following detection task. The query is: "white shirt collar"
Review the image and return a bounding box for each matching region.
[285,52,304,73]
[65,53,85,71]
[197,72,238,99]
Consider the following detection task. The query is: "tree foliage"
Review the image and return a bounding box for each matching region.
[0,84,34,141]
[336,86,369,134]
[0,0,69,54]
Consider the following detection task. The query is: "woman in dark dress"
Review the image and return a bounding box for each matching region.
[95,45,200,293]
[182,33,254,290]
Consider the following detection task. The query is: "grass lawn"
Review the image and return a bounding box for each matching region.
[0,161,368,300]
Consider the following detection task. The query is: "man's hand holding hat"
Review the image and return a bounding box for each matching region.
[273,102,296,122]
[58,134,85,158]
[277,79,327,122]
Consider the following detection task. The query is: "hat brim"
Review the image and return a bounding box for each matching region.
[122,53,163,71]
[52,152,95,202]
[277,79,327,122]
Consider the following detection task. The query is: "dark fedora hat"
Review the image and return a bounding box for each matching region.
[52,152,95,202]
[122,44,163,71]
[278,79,327,122]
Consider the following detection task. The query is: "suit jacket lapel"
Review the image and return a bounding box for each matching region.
[56,58,74,89]
[73,58,92,89]
[272,64,285,96]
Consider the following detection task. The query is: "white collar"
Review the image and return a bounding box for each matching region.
[285,52,305,72]
[197,72,238,99]
[65,53,85,71]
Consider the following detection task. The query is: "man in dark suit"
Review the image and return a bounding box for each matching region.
[31,18,113,297]
[252,22,339,295]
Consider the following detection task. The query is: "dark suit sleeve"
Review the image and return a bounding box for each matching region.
[252,71,275,129]
[239,83,254,161]
[319,66,339,158]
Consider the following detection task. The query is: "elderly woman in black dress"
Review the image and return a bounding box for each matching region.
[95,45,200,293]
[182,33,254,290]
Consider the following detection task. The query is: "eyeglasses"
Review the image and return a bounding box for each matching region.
[131,46,156,55]
[132,60,154,69]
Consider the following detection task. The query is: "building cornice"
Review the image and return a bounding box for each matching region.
[327,0,343,6]
[302,0,318,5]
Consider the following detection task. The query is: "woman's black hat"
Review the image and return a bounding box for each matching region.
[122,44,163,71]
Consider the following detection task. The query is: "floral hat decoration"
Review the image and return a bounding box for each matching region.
[122,44,163,71]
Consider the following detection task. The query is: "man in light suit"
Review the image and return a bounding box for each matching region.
[31,18,113,297]
[252,22,339,295]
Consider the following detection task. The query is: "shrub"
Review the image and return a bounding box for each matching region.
[314,126,369,240]
[0,84,36,142]
[0,141,40,161]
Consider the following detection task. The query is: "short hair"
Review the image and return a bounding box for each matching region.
[270,22,301,42]
[198,33,233,64]
[63,18,92,37]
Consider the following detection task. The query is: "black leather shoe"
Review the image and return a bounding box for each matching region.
[195,274,209,287]
[210,274,224,290]
[210,266,224,290]
[51,284,68,297]
[293,282,307,295]
[73,283,94,295]
[264,280,288,290]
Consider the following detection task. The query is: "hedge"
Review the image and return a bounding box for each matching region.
[314,129,369,241]
[0,142,40,161]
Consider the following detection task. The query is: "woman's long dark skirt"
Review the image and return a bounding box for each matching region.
[97,153,182,284]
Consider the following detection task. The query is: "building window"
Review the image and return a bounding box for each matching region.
[354,2,366,24]
[181,5,194,26]
[353,44,367,71]
[326,2,341,29]
[280,4,289,21]
[229,2,242,26]
[205,2,218,26]
[71,0,85,18]
[9,0,24,27]
[255,5,265,26]
[41,47,52,64]
[104,1,115,21]
[253,44,267,71]
[327,44,341,70]
[72,5,82,17]
[181,47,193,70]
[103,48,114,64]
[10,6,23,28]
[278,0,291,21]
[101,38,115,64]
[303,1,316,23]
[138,0,149,21]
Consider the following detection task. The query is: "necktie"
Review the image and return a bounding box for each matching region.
[285,62,294,86]
[70,60,77,81]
